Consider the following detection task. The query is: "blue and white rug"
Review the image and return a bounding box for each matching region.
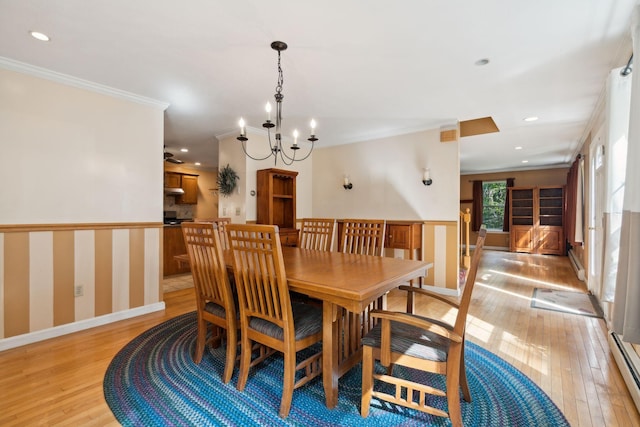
[104,312,570,426]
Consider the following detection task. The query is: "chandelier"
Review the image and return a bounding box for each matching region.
[237,41,317,165]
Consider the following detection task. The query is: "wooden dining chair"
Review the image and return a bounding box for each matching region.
[339,219,386,256]
[227,224,323,418]
[360,226,487,427]
[181,222,238,384]
[194,217,232,248]
[299,218,336,251]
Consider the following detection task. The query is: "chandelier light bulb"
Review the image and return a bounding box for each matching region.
[310,119,316,133]
[238,118,246,136]
[293,129,299,146]
[265,102,272,120]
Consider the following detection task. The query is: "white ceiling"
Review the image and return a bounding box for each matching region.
[0,0,636,173]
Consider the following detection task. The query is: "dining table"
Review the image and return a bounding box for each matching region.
[175,247,432,408]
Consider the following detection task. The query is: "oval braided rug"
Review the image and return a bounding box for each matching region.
[104,312,570,426]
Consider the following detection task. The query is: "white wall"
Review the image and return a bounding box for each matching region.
[0,64,166,224]
[312,129,459,220]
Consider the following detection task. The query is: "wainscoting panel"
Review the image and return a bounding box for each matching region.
[422,221,460,294]
[0,223,163,345]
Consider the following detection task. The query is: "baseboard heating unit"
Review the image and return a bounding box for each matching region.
[568,249,586,281]
[609,332,640,412]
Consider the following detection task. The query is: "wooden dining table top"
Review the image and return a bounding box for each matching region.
[279,247,430,312]
[175,247,431,312]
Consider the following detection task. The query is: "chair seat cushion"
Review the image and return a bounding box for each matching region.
[249,302,322,340]
[362,315,453,362]
[204,301,238,320]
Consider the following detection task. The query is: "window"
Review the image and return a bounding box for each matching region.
[482,180,507,230]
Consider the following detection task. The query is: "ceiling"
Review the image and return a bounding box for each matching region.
[0,1,636,173]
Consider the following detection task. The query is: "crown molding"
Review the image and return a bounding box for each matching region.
[0,56,170,110]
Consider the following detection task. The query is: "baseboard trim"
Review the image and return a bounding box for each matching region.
[420,284,461,298]
[0,302,165,352]
[609,332,640,412]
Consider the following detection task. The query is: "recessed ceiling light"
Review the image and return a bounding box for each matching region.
[475,58,490,66]
[515,146,523,150]
[180,148,189,152]
[30,31,50,42]
[195,162,201,166]
[523,116,538,122]
[522,160,529,163]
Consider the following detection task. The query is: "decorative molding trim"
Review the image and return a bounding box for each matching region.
[0,56,170,110]
[0,302,165,352]
[0,222,163,233]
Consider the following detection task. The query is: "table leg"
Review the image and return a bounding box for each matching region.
[322,301,339,408]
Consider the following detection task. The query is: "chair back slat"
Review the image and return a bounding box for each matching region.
[181,222,234,315]
[227,224,291,331]
[194,217,231,249]
[340,219,386,256]
[299,218,336,251]
[453,225,487,335]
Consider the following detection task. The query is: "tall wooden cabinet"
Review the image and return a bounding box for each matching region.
[509,186,565,255]
[256,168,299,246]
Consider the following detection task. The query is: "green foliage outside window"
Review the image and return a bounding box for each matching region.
[482,181,506,230]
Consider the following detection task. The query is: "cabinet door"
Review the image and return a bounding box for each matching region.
[279,229,299,247]
[538,228,564,255]
[386,225,410,249]
[165,172,181,188]
[178,175,198,204]
[511,225,533,253]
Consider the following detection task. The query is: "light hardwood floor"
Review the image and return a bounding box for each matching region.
[0,250,638,426]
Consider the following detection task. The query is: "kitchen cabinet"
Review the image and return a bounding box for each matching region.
[163,225,190,276]
[164,172,181,188]
[256,168,298,247]
[164,172,199,204]
[177,174,198,204]
[509,186,564,255]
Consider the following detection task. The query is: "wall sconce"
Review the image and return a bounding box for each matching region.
[422,169,433,186]
[343,176,353,190]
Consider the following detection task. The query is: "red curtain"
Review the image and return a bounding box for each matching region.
[502,178,515,231]
[472,180,483,232]
[565,156,580,246]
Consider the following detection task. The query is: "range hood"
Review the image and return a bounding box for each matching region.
[164,187,185,195]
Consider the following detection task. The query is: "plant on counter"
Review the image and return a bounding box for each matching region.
[217,164,239,197]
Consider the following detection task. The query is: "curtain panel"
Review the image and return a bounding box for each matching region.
[502,178,515,232]
[565,157,580,246]
[602,67,631,302]
[612,5,640,344]
[472,180,483,232]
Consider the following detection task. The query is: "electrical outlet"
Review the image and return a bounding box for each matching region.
[74,285,84,297]
[235,207,241,216]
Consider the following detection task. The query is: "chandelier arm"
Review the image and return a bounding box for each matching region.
[239,139,277,162]
[279,141,314,163]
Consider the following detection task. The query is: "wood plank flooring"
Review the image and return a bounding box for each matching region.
[0,250,638,426]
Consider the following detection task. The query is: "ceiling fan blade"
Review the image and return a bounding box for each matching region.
[166,157,184,164]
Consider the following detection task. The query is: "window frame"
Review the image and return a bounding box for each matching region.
[482,180,507,231]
